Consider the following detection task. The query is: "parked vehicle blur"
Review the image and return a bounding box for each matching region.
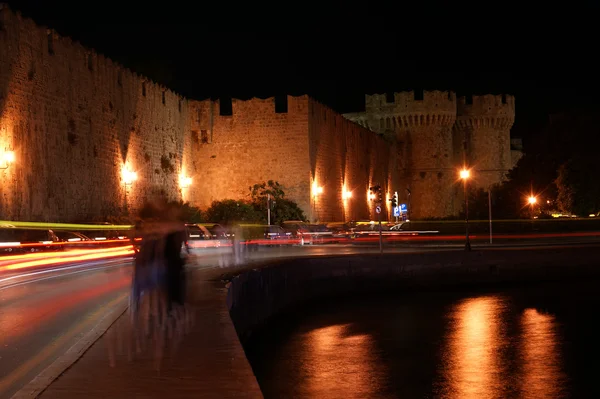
[0,227,63,254]
[281,221,312,245]
[54,230,94,249]
[307,224,334,244]
[326,222,355,241]
[231,224,292,250]
[184,224,222,249]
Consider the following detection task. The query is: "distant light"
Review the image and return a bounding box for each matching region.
[528,196,537,205]
[342,190,352,200]
[459,169,470,180]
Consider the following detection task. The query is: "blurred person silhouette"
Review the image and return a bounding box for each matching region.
[163,201,189,314]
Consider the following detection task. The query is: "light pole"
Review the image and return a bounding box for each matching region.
[406,188,411,221]
[460,168,471,251]
[488,186,493,244]
[528,195,537,231]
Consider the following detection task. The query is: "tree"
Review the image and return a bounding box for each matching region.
[555,158,600,216]
[555,161,575,214]
[167,200,204,223]
[204,200,261,224]
[249,180,306,224]
[249,180,285,203]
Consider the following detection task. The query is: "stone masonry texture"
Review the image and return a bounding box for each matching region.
[0,6,191,222]
[344,91,516,219]
[0,5,516,223]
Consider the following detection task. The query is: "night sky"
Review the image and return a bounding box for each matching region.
[7,1,600,142]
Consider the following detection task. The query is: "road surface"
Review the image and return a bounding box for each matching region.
[1,237,600,398]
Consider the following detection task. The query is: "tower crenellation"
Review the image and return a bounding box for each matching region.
[454,94,515,193]
[456,94,515,130]
[343,90,517,219]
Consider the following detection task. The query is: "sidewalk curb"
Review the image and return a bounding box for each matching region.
[10,296,129,399]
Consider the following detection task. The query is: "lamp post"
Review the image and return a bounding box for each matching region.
[406,188,411,221]
[460,168,471,251]
[488,186,493,244]
[528,195,537,231]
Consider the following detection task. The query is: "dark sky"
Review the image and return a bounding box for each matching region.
[7,1,600,136]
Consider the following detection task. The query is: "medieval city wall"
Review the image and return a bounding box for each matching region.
[189,96,312,214]
[0,6,189,222]
[308,99,394,222]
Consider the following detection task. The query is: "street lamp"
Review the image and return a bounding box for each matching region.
[122,166,137,185]
[528,195,537,219]
[312,182,323,222]
[0,150,15,170]
[179,174,192,189]
[460,168,471,251]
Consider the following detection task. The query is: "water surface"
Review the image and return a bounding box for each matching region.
[245,280,600,398]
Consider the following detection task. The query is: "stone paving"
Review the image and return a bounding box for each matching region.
[38,265,263,399]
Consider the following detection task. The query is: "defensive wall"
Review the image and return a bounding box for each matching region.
[0,4,519,223]
[191,96,396,222]
[0,5,191,222]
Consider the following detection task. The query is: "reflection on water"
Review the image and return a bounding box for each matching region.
[440,297,506,399]
[521,308,566,398]
[300,324,385,398]
[245,281,594,399]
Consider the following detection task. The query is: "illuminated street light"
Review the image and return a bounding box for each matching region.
[459,167,471,251]
[528,196,537,205]
[179,174,192,189]
[528,195,537,220]
[312,181,323,222]
[122,166,137,186]
[0,150,15,170]
[342,190,352,200]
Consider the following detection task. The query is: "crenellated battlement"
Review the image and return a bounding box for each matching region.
[457,94,515,118]
[0,3,186,107]
[366,90,456,114]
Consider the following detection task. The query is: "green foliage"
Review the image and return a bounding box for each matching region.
[249,180,306,224]
[249,180,285,202]
[265,198,306,225]
[555,158,600,216]
[167,200,204,223]
[204,200,261,224]
[555,161,575,214]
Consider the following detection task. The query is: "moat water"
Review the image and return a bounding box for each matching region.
[244,279,600,398]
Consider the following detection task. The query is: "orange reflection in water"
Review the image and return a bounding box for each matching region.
[520,308,565,398]
[442,296,505,399]
[301,324,384,398]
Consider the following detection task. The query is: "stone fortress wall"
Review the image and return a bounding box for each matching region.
[190,96,394,222]
[0,5,192,222]
[0,4,517,223]
[344,90,516,219]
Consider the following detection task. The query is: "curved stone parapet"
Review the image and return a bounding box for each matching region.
[227,246,600,340]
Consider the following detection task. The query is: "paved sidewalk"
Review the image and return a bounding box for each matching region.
[38,266,263,398]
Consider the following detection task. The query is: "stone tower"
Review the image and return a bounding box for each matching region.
[343,90,516,220]
[345,90,457,219]
[454,94,516,190]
